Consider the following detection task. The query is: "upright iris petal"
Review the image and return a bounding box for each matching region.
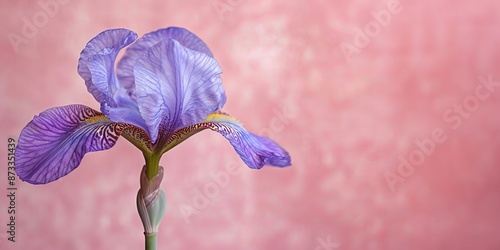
[117,27,214,97]
[77,28,149,133]
[133,39,225,143]
[78,29,137,105]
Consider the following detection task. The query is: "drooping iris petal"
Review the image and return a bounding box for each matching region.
[77,28,137,105]
[15,104,126,184]
[204,113,291,168]
[166,112,291,169]
[117,27,214,95]
[134,39,226,143]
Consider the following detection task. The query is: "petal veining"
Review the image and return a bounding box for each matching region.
[133,39,226,143]
[15,105,126,184]
[117,27,214,94]
[165,112,291,169]
[78,28,137,105]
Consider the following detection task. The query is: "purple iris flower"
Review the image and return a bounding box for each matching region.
[15,27,291,184]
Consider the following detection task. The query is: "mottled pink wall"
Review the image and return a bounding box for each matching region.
[1,0,500,249]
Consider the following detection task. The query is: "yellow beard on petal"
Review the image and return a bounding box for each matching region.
[84,114,110,124]
[203,112,241,124]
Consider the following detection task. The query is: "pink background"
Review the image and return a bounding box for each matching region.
[1,0,500,249]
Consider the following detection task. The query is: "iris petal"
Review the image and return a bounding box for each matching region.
[134,39,226,143]
[166,112,291,169]
[102,88,149,133]
[203,113,291,168]
[117,27,214,95]
[77,28,138,105]
[15,105,126,184]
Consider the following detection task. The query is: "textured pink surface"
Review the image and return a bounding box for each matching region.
[1,0,500,249]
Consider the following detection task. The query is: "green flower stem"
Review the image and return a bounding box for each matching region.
[137,163,166,250]
[145,233,158,250]
[144,152,161,180]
